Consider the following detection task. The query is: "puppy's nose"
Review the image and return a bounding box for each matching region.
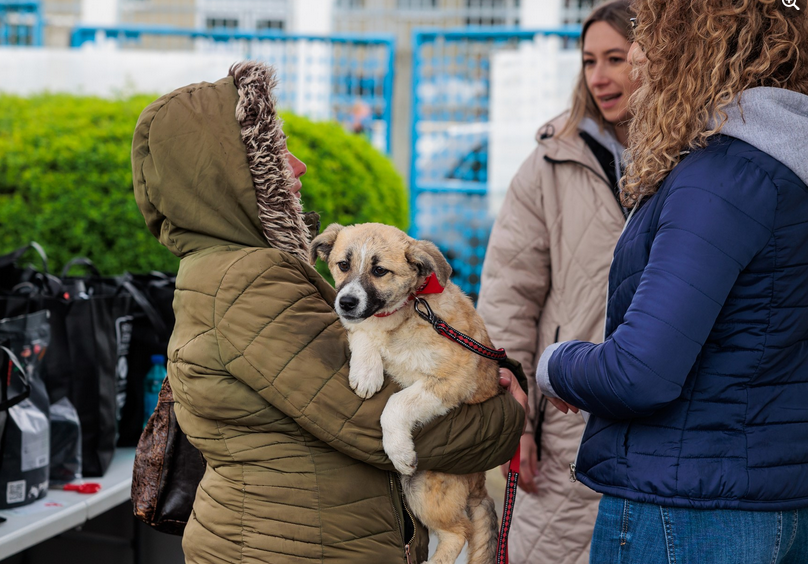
[339,295,359,312]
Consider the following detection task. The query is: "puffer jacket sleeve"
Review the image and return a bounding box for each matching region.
[478,147,550,434]
[214,249,524,473]
[548,157,775,419]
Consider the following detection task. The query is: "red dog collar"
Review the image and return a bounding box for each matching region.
[373,273,444,318]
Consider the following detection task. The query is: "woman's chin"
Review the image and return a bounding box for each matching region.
[601,107,630,127]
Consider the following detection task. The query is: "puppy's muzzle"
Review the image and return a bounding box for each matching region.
[338,294,360,313]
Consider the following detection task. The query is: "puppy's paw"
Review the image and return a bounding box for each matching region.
[349,363,384,399]
[384,433,418,475]
[390,449,418,476]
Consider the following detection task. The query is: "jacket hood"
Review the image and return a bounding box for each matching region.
[131,62,311,261]
[536,113,623,182]
[720,87,808,186]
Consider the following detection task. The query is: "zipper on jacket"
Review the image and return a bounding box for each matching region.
[569,411,589,482]
[403,500,416,564]
[390,473,416,563]
[569,200,642,484]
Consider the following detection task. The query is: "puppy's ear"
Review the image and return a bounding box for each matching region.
[310,223,344,265]
[406,239,452,287]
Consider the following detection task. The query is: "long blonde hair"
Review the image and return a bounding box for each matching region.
[623,0,808,206]
[560,0,635,138]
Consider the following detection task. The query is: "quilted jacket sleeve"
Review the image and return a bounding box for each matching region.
[214,249,524,473]
[478,148,550,434]
[548,157,776,419]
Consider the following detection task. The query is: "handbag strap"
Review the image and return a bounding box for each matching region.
[60,257,101,279]
[0,346,31,411]
[0,241,48,273]
[121,276,169,341]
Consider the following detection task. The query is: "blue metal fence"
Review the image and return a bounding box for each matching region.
[0,1,43,46]
[410,27,581,301]
[70,25,396,154]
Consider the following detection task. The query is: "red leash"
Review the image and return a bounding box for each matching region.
[412,297,507,362]
[497,444,520,564]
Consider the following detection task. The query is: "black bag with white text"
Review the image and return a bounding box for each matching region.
[0,313,51,508]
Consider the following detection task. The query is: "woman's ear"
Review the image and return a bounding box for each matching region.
[310,223,344,265]
[406,239,452,286]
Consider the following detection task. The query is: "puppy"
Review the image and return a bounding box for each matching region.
[311,222,502,564]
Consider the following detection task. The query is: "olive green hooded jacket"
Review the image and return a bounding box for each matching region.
[131,61,524,564]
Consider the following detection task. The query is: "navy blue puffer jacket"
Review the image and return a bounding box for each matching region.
[547,90,808,510]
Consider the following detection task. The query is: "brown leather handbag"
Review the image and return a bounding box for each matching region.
[131,377,206,535]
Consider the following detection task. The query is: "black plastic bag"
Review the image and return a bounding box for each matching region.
[0,243,59,321]
[49,397,82,485]
[39,258,133,477]
[0,322,51,509]
[117,272,175,447]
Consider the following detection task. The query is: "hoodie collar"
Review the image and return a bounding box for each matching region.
[719,87,808,186]
[577,117,626,189]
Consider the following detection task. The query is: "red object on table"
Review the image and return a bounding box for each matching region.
[63,482,102,494]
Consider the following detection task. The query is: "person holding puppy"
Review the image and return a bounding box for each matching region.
[537,1,808,562]
[131,61,527,564]
[477,1,636,562]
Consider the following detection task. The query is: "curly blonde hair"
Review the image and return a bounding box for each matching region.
[622,0,808,206]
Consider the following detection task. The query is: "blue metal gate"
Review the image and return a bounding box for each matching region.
[409,28,580,301]
[70,26,395,154]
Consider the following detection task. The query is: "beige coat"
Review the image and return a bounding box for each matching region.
[478,114,624,564]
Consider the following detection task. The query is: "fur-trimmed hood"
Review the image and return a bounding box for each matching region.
[131,61,311,262]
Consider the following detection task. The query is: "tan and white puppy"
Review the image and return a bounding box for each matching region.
[312,222,502,564]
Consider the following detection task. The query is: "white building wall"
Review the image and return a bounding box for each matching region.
[0,47,245,98]
[288,0,333,121]
[520,0,562,28]
[289,0,333,34]
[0,42,334,125]
[80,0,118,25]
[488,35,580,214]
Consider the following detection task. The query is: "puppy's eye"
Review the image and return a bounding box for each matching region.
[371,266,389,277]
[337,261,350,272]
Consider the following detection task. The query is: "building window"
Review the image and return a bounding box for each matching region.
[206,18,239,30]
[562,0,598,25]
[256,19,285,31]
[7,25,34,46]
[336,0,364,7]
[464,0,519,26]
[396,0,438,8]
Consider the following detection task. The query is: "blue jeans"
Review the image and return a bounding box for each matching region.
[590,494,808,564]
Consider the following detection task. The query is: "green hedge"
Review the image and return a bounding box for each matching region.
[0,93,407,277]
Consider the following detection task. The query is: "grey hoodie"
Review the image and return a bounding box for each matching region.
[578,116,626,186]
[720,86,808,185]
